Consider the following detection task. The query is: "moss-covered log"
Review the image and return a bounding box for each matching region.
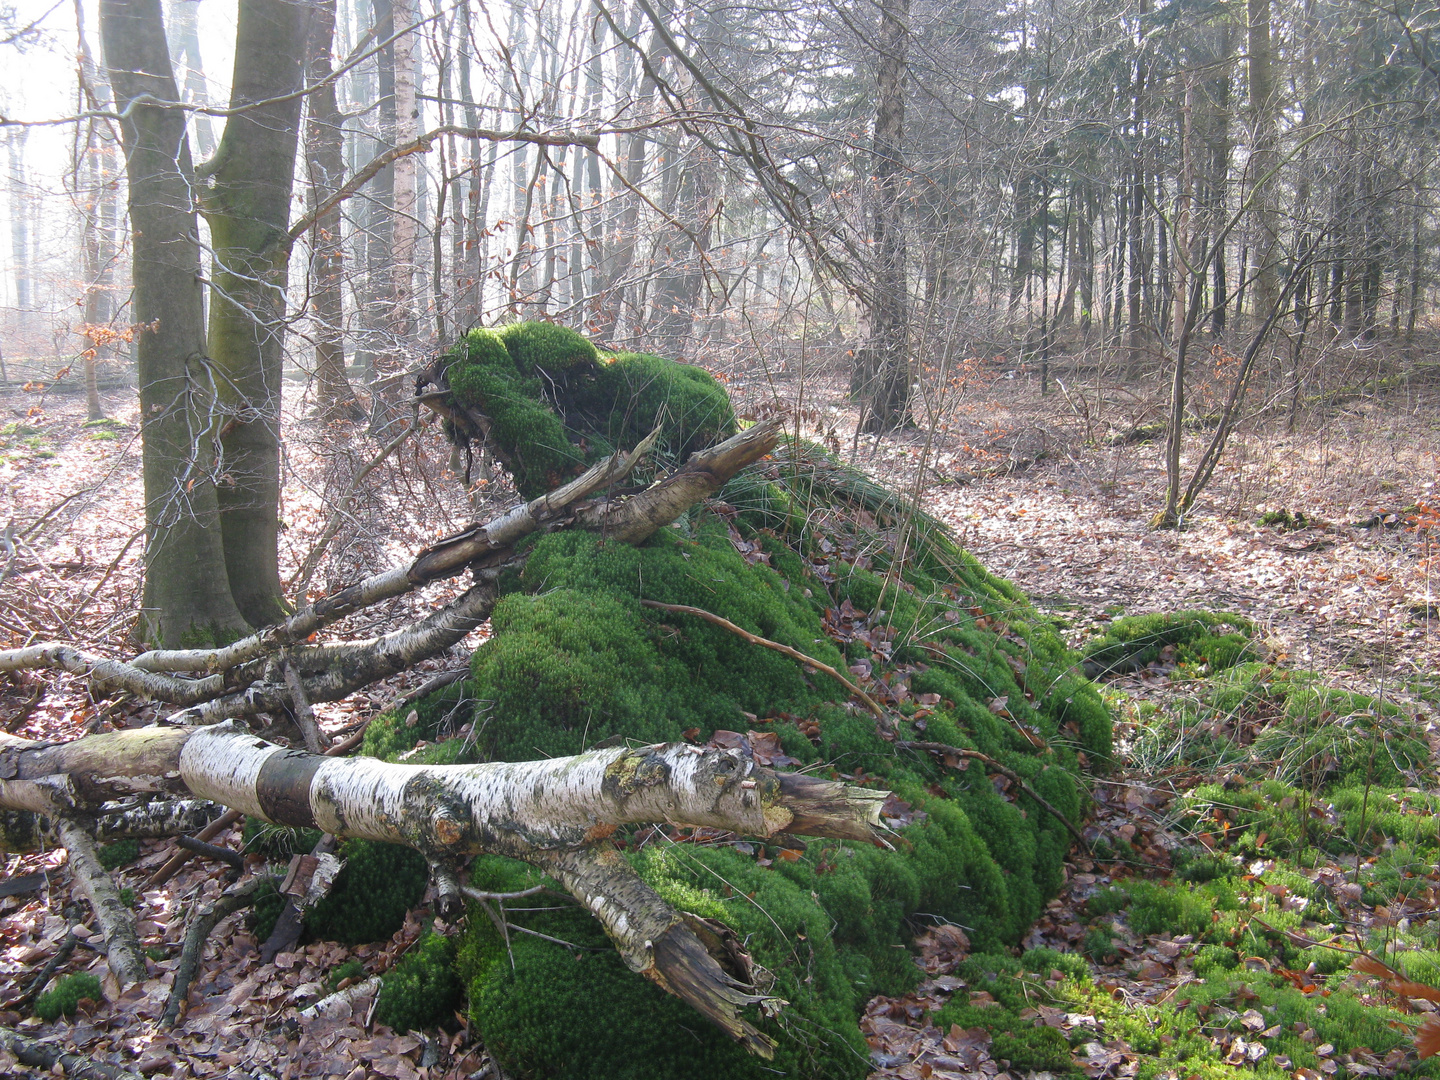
[3,324,1115,1077]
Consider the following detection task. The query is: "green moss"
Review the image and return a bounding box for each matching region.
[589,351,735,463]
[304,839,429,946]
[361,680,478,764]
[1258,509,1310,530]
[1081,610,1255,678]
[247,879,284,942]
[34,973,103,1022]
[97,838,139,871]
[932,956,1081,1072]
[440,323,735,499]
[499,320,599,373]
[376,931,463,1033]
[406,338,1119,1077]
[327,958,365,992]
[1082,927,1118,963]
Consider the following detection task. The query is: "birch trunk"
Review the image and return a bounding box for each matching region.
[0,722,886,1053]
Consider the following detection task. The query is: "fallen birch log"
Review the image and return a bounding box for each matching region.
[0,719,887,1051]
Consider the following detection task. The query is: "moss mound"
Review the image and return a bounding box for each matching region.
[447,463,1107,1072]
[34,973,103,1022]
[312,327,1114,1068]
[1080,610,1255,678]
[440,322,735,498]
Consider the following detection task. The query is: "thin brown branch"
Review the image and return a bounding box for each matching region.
[638,599,888,721]
[897,740,1089,851]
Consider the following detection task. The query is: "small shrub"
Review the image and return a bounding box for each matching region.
[34,973,103,1022]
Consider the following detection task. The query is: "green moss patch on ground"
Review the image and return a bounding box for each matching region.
[1080,610,1256,678]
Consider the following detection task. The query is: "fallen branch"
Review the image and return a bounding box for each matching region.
[0,422,781,721]
[0,1026,144,1080]
[897,740,1089,851]
[175,835,244,872]
[281,657,327,753]
[299,975,382,1021]
[639,599,889,723]
[162,875,275,1028]
[18,928,77,1005]
[54,817,147,987]
[145,808,242,888]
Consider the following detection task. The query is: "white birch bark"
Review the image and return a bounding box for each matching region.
[0,721,887,1052]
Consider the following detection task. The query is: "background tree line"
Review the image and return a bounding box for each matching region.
[0,0,1435,637]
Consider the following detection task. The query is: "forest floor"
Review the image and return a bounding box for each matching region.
[2,354,1439,1079]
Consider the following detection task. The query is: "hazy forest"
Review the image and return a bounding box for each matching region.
[0,0,1438,1075]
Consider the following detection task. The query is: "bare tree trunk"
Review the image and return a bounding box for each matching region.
[855,0,911,433]
[203,0,312,628]
[304,0,359,419]
[100,0,250,647]
[1247,0,1280,320]
[389,0,420,353]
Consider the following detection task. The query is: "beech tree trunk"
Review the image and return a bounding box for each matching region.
[854,0,911,433]
[100,0,251,647]
[203,0,311,628]
[303,0,358,420]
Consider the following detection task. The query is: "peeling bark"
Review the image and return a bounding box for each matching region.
[0,722,887,1047]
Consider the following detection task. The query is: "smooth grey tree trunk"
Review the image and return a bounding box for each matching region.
[203,0,312,628]
[99,0,250,647]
